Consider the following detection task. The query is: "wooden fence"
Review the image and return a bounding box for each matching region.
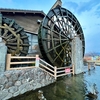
[6,54,74,79]
[6,54,37,70]
[87,61,95,70]
[39,59,74,79]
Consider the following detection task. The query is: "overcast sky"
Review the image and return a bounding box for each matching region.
[0,0,100,54]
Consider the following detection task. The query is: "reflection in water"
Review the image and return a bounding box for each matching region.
[84,66,100,100]
[40,75,85,100]
[9,66,100,100]
[85,82,98,99]
[38,90,46,100]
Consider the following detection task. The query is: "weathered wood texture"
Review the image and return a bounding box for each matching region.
[0,9,45,33]
[3,15,44,33]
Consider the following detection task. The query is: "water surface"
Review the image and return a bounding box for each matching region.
[9,66,100,100]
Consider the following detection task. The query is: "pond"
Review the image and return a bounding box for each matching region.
[9,66,100,100]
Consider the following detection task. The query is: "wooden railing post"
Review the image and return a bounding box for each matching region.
[88,62,90,70]
[93,62,95,69]
[35,55,40,67]
[6,54,11,70]
[72,64,74,75]
[54,66,57,80]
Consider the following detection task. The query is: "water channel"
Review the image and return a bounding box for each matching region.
[9,66,100,100]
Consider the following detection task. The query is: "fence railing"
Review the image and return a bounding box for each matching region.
[6,54,37,70]
[39,59,75,79]
[86,61,95,70]
[6,54,74,79]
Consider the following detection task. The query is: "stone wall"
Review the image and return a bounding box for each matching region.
[0,67,56,100]
[72,36,84,74]
[0,37,7,73]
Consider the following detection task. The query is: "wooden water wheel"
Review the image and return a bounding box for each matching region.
[38,7,85,67]
[0,14,29,56]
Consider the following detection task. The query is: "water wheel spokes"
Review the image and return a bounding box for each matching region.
[38,7,85,67]
[0,14,29,56]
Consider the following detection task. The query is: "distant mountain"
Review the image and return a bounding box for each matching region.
[85,52,100,56]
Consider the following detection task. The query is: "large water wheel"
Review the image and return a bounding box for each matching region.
[38,7,85,67]
[0,14,29,56]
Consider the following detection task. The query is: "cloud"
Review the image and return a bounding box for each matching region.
[0,0,100,53]
[62,0,100,53]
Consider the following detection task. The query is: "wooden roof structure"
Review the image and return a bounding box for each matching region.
[0,8,45,16]
[0,8,45,34]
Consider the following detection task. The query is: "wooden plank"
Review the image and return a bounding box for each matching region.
[39,63,54,73]
[86,60,100,63]
[40,59,54,68]
[10,61,35,64]
[11,56,36,59]
[57,70,73,75]
[57,72,72,77]
[4,15,44,33]
[39,67,54,77]
[0,14,2,36]
[57,70,65,73]
[6,54,11,70]
[4,24,18,37]
[95,60,100,63]
[87,60,95,63]
[54,66,57,80]
[72,65,75,75]
[57,66,72,70]
[88,62,90,70]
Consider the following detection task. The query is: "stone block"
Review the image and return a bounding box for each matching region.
[0,89,9,100]
[13,91,20,97]
[72,37,84,74]
[18,83,28,91]
[0,40,7,72]
[0,67,56,99]
[15,81,21,86]
[5,82,13,89]
[0,76,8,85]
[20,88,27,94]
[8,86,18,93]
[0,85,4,91]
[2,92,12,100]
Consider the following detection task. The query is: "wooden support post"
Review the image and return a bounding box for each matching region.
[0,14,2,36]
[54,66,57,80]
[93,62,95,69]
[88,62,90,70]
[51,0,62,10]
[6,54,11,70]
[72,64,75,75]
[35,55,40,67]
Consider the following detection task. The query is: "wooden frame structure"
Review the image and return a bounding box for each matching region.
[38,59,74,79]
[6,54,74,79]
[6,54,36,70]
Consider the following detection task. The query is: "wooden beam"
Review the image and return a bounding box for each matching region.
[0,14,2,36]
[10,61,35,65]
[6,54,11,70]
[51,0,62,10]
